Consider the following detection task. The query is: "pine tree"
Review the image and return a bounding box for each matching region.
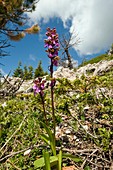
[0,0,40,58]
[34,60,48,78]
[28,66,33,79]
[13,62,23,78]
[23,65,28,80]
[23,65,34,80]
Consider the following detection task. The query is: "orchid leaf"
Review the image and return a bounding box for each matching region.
[43,150,51,170]
[58,150,62,170]
[41,134,50,145]
[40,122,56,156]
[34,155,58,168]
[62,153,82,163]
[34,157,45,168]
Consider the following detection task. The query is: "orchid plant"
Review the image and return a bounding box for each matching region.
[33,28,61,169]
[33,27,60,131]
[44,27,60,136]
[33,27,82,170]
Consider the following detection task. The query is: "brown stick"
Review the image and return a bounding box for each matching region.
[7,159,21,170]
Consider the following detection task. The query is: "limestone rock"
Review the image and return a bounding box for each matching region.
[53,59,113,80]
[1,59,113,96]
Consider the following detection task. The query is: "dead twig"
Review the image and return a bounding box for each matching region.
[0,144,42,162]
[0,147,30,162]
[7,159,21,170]
[60,148,99,154]
[81,149,98,169]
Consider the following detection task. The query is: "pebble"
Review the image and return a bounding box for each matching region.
[24,149,31,156]
[65,129,71,134]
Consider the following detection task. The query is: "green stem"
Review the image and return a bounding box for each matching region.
[40,94,48,124]
[43,150,51,170]
[50,60,56,138]
[51,86,55,136]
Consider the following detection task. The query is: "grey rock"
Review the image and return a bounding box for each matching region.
[65,129,71,134]
[53,59,113,80]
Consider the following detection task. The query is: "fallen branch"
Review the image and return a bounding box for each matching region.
[7,159,21,170]
[0,147,30,162]
[81,149,98,169]
[0,144,42,162]
[60,148,99,154]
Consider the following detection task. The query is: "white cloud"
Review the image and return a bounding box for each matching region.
[27,0,113,55]
[29,54,36,61]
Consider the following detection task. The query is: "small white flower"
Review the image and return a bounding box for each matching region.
[2,102,7,107]
[24,149,31,156]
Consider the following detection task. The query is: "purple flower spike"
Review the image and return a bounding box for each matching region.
[48,45,53,48]
[48,36,52,40]
[50,78,56,87]
[44,27,60,62]
[52,56,60,66]
[33,78,46,96]
[44,44,48,48]
[48,53,54,58]
[33,84,41,95]
[52,59,58,66]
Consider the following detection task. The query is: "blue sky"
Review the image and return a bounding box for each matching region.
[1,18,80,75]
[1,0,113,76]
[0,18,88,75]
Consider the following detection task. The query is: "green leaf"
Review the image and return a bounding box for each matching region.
[41,134,50,145]
[49,155,58,167]
[62,153,82,163]
[34,157,45,168]
[40,122,56,156]
[84,165,91,170]
[43,150,51,170]
[58,150,62,170]
[34,155,58,168]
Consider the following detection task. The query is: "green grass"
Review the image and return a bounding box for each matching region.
[79,53,113,67]
[0,57,113,169]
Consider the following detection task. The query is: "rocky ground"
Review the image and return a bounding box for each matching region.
[1,59,113,95]
[0,59,113,169]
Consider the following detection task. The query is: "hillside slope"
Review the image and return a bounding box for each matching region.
[0,55,113,169]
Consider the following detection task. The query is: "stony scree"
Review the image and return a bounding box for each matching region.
[53,59,113,80]
[0,59,113,96]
